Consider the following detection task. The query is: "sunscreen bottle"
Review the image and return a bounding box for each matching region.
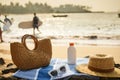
[67,43,76,64]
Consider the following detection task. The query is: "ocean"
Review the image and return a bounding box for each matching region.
[1,13,120,45]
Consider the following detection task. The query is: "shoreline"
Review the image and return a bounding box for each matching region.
[2,31,120,46]
[2,38,120,46]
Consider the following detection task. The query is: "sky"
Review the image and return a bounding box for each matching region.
[0,0,120,12]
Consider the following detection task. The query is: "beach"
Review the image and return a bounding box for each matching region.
[0,13,120,79]
[1,13,120,63]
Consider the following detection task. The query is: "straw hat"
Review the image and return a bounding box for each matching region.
[76,54,120,77]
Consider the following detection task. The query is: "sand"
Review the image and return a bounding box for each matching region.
[53,45,120,63]
[0,42,120,64]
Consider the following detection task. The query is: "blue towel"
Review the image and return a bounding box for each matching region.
[13,58,99,80]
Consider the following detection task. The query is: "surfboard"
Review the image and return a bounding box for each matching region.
[18,21,42,29]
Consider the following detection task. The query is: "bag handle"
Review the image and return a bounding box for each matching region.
[22,34,38,50]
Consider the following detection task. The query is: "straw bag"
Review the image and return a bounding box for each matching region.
[10,34,52,70]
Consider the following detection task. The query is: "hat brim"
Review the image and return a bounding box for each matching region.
[76,64,120,77]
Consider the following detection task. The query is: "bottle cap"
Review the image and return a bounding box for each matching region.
[69,43,74,46]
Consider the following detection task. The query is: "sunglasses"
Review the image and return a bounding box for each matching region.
[49,65,67,78]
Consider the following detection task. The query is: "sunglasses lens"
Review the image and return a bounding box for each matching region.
[60,66,66,72]
[50,70,58,77]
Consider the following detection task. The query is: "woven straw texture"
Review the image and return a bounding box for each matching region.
[10,34,52,70]
[88,54,114,69]
[76,54,120,77]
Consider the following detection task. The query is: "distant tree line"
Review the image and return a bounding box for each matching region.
[0,1,91,14]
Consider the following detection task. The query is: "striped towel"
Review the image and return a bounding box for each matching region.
[13,58,99,80]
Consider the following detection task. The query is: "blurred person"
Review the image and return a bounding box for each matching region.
[32,13,41,35]
[0,13,5,42]
[3,15,12,31]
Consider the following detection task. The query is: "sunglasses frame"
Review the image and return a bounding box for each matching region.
[48,65,67,78]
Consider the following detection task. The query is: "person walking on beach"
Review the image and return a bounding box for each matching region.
[0,14,5,42]
[3,15,12,32]
[32,13,41,35]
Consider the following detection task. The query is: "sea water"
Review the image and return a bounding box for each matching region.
[1,13,120,45]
